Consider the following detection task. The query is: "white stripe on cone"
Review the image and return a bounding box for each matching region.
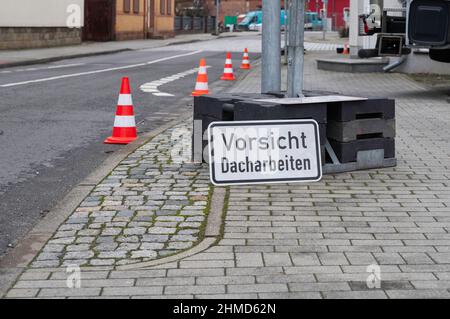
[117,94,133,106]
[198,66,207,74]
[224,68,233,73]
[114,115,136,127]
[195,82,208,90]
[225,59,232,64]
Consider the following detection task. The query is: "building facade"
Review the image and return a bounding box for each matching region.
[84,0,175,41]
[0,0,176,50]
[179,0,349,31]
[0,0,84,50]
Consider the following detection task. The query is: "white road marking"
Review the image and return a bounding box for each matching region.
[140,66,210,97]
[0,63,86,75]
[46,63,86,69]
[153,92,175,97]
[0,50,203,88]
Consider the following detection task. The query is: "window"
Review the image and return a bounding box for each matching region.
[124,0,131,13]
[160,0,166,15]
[133,0,140,14]
[167,0,172,16]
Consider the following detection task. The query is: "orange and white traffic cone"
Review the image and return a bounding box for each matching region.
[240,48,250,70]
[343,43,350,55]
[192,58,209,96]
[104,77,137,145]
[220,52,236,81]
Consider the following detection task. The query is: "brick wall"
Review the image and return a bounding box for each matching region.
[0,27,82,50]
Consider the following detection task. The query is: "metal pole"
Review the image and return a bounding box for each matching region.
[284,0,289,65]
[261,0,281,93]
[287,0,305,97]
[216,0,220,35]
[322,0,328,40]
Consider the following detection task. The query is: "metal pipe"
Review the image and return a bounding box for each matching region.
[287,0,305,97]
[261,0,281,93]
[322,0,328,40]
[383,56,407,72]
[284,0,289,65]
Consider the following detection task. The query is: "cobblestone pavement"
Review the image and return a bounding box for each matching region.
[5,51,450,299]
[29,122,210,269]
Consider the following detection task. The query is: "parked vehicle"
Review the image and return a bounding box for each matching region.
[305,11,323,30]
[238,10,322,31]
[238,10,287,31]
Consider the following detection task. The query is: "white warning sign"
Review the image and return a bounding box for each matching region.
[208,120,322,185]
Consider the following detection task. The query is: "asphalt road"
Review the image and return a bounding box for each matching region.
[0,35,261,257]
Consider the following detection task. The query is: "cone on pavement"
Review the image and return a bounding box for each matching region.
[104,77,137,145]
[343,42,350,55]
[240,48,250,70]
[192,58,209,96]
[220,52,236,81]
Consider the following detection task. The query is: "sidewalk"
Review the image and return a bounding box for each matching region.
[2,49,450,299]
[0,32,246,68]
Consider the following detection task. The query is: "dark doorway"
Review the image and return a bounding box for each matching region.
[83,0,115,41]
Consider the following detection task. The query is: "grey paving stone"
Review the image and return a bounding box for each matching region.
[36,252,62,261]
[386,290,450,299]
[236,253,264,267]
[102,287,163,296]
[323,291,388,299]
[289,282,351,292]
[136,277,195,286]
[147,227,177,234]
[39,288,101,297]
[142,235,170,242]
[6,289,40,298]
[227,284,288,293]
[170,235,197,242]
[258,292,321,299]
[131,250,157,259]
[290,253,320,266]
[97,251,128,259]
[165,285,225,295]
[263,253,293,267]
[167,268,225,277]
[89,259,115,266]
[256,274,315,284]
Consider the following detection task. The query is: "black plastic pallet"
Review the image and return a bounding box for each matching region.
[327,118,395,143]
[328,98,395,122]
[234,100,327,123]
[329,137,395,163]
